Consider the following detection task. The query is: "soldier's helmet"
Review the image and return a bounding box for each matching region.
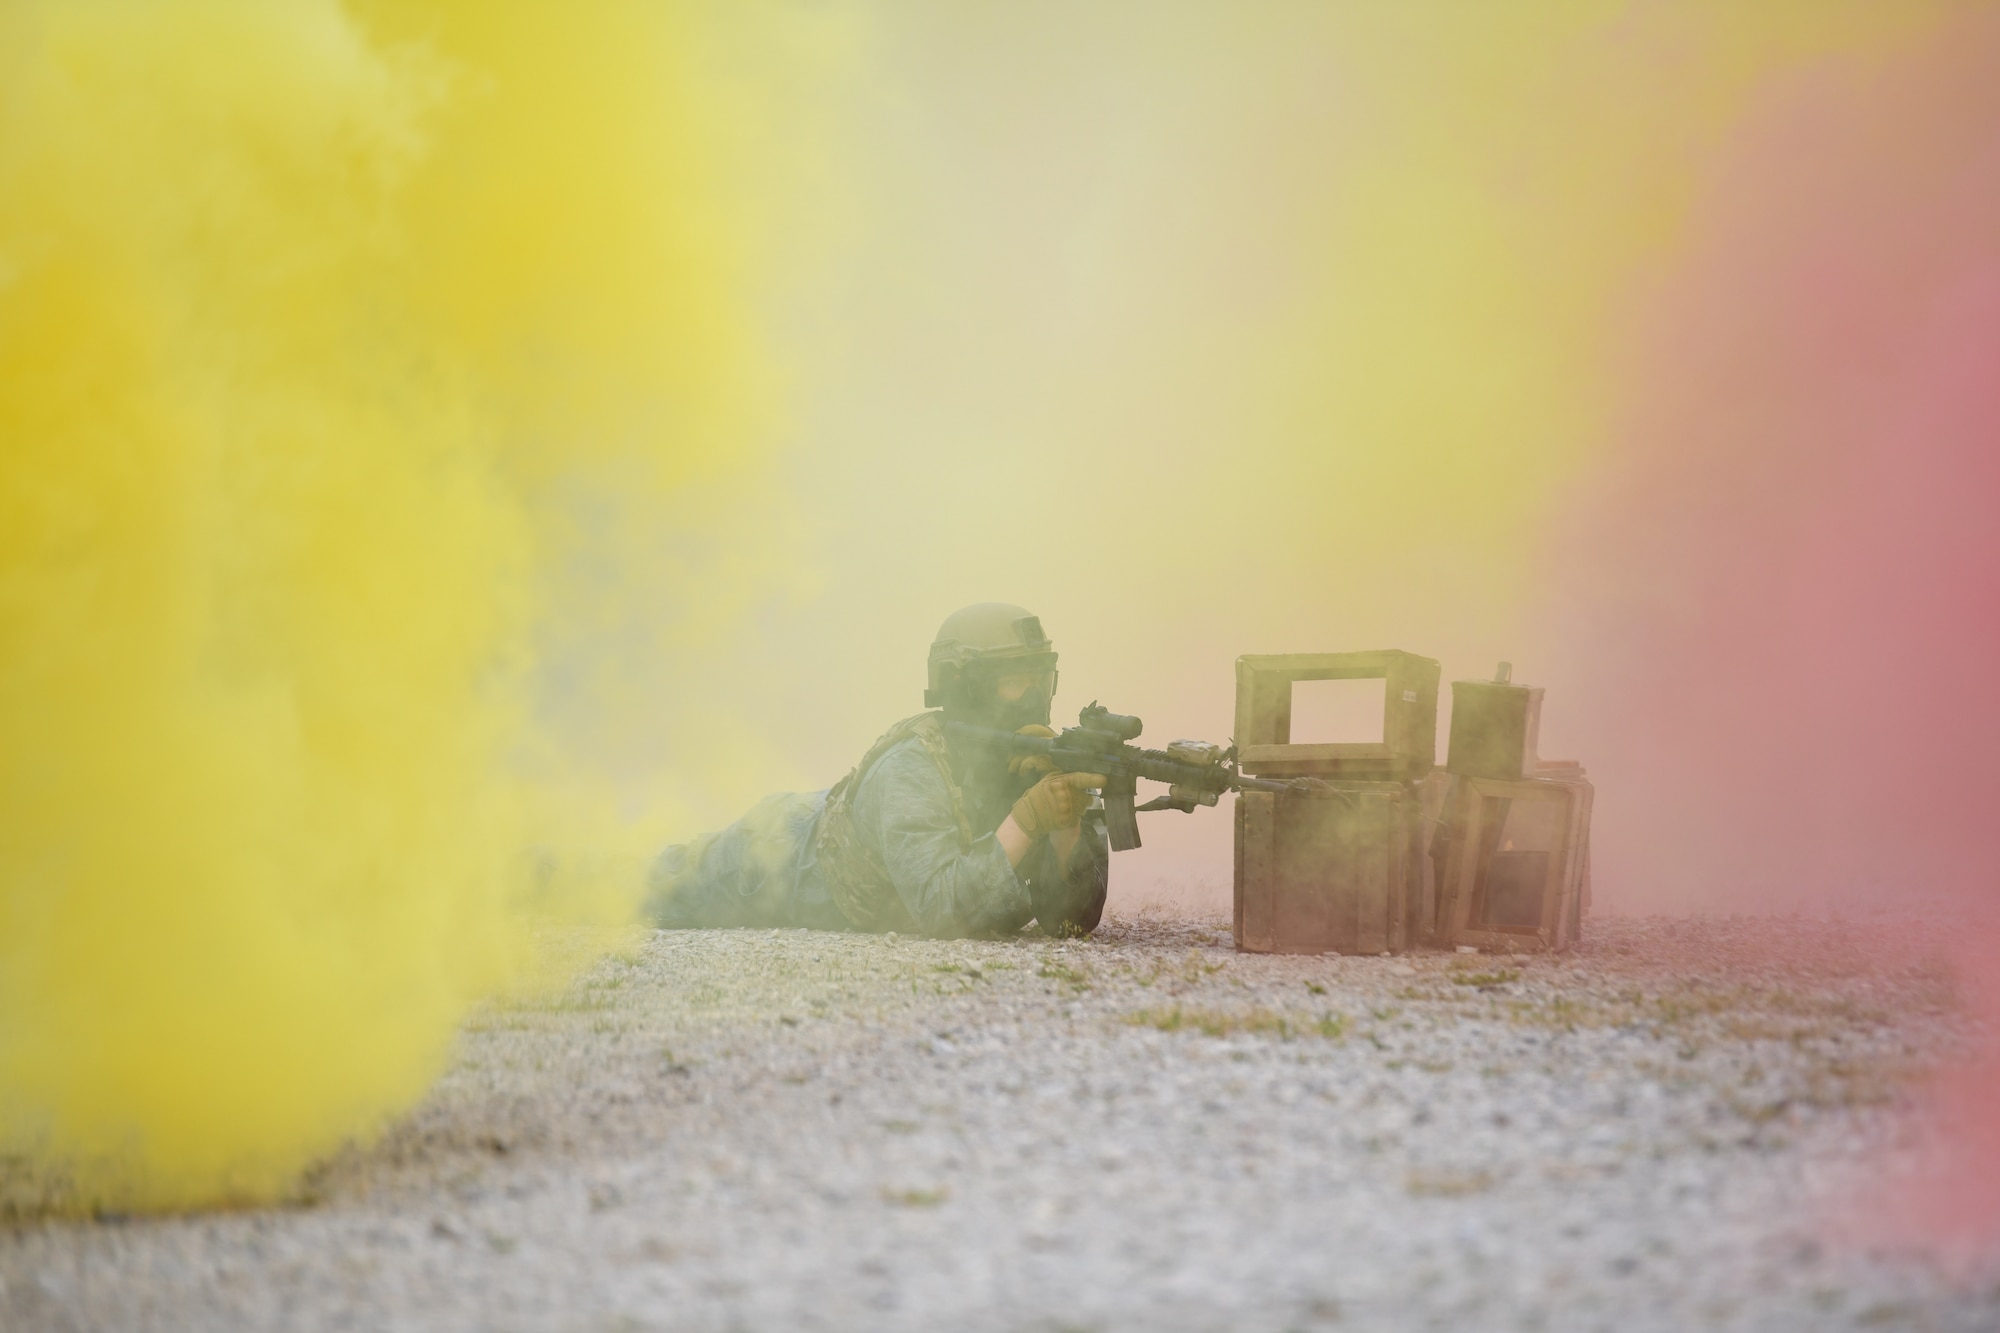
[924,602,1059,712]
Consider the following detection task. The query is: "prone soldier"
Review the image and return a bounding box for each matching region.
[645,603,1110,938]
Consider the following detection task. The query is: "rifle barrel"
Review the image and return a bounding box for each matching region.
[944,719,1298,796]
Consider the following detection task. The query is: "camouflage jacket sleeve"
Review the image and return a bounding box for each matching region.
[850,741,1035,938]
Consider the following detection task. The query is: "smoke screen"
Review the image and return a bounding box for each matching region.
[2,0,1995,1245]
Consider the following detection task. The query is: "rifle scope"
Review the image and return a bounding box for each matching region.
[1078,703,1143,742]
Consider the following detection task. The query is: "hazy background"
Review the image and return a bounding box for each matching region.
[4,0,1995,1226]
[626,1,1996,921]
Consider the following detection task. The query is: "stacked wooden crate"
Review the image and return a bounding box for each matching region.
[1230,654,1596,955]
[1432,666,1594,953]
[1231,651,1443,955]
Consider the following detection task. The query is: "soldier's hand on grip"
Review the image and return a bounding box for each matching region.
[1010,770,1105,838]
[1007,724,1059,778]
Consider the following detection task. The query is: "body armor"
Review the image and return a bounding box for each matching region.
[813,712,974,931]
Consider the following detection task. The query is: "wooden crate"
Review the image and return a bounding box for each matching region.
[1235,650,1441,781]
[1434,774,1594,953]
[1445,676,1543,780]
[1530,761,1592,925]
[1410,769,1453,945]
[1235,782,1420,955]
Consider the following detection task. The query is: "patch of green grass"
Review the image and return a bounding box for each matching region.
[1185,950,1226,978]
[1127,1005,1347,1041]
[1406,1168,1495,1197]
[474,989,615,1019]
[1129,1005,1274,1036]
[1129,950,1227,989]
[1505,982,1911,1048]
[1039,960,1093,991]
[1449,969,1521,988]
[459,1013,537,1033]
[881,1185,949,1207]
[930,961,984,987]
[1855,1300,1919,1326]
[1652,991,1738,1024]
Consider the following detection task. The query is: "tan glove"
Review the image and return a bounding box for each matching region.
[1008,724,1059,779]
[1010,771,1106,838]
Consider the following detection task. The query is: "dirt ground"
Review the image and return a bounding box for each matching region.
[4,911,1997,1332]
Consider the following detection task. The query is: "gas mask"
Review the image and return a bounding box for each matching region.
[988,679,1052,732]
[970,666,1055,733]
[952,668,1057,806]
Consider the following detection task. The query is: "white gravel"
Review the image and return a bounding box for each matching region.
[4,911,1996,1332]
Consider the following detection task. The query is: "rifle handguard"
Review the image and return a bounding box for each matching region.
[946,711,1319,852]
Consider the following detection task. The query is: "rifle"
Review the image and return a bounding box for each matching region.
[945,702,1323,851]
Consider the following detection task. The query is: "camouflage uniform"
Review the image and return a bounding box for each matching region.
[644,711,1109,938]
[648,602,1107,938]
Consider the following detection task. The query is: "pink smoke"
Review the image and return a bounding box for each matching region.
[1549,10,2000,1248]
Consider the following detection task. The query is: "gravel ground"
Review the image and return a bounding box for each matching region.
[4,911,1996,1333]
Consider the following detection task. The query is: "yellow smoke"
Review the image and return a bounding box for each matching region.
[0,0,821,1211]
[0,0,1965,1214]
[772,1,1955,645]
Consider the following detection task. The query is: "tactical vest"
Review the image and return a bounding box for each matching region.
[814,712,975,932]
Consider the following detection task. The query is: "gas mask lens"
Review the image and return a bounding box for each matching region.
[989,668,1056,730]
[995,670,1056,704]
